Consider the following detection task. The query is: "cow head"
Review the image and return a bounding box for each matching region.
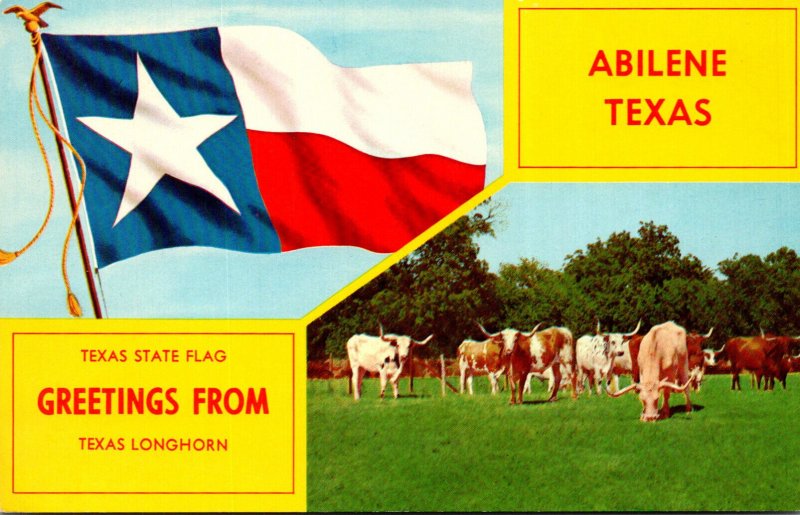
[702,348,718,367]
[478,325,519,359]
[608,379,689,422]
[791,353,800,373]
[477,323,542,358]
[605,320,642,351]
[378,325,432,363]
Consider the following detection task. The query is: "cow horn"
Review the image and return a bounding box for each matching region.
[760,326,765,337]
[703,327,714,338]
[624,319,642,337]
[596,320,601,334]
[378,323,384,338]
[659,379,690,392]
[608,383,639,397]
[477,322,495,338]
[415,334,433,346]
[522,322,544,338]
[379,323,393,343]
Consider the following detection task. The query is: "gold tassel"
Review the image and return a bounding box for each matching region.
[0,250,20,265]
[67,292,82,317]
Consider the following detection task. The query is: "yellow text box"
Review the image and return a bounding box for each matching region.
[1,319,305,512]
[511,5,797,171]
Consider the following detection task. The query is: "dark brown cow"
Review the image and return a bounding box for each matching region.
[761,336,800,389]
[717,336,790,391]
[497,325,577,405]
[610,321,691,422]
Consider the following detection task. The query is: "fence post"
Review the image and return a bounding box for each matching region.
[440,354,446,397]
[408,345,415,394]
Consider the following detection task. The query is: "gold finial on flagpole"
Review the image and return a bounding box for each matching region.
[3,3,62,35]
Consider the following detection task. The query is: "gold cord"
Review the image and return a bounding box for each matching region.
[0,36,54,266]
[1,32,88,317]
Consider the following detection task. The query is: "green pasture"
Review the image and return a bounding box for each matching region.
[308,374,800,512]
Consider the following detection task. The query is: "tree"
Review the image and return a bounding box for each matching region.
[563,221,716,333]
[494,258,591,332]
[717,247,800,336]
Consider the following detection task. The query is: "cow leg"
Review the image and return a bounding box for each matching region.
[352,367,365,401]
[489,373,498,395]
[391,377,400,399]
[467,372,475,395]
[547,364,562,402]
[587,370,596,396]
[569,365,578,399]
[660,390,671,420]
[696,369,704,392]
[379,369,388,399]
[731,369,739,390]
[508,368,520,404]
[595,369,604,396]
[459,365,466,394]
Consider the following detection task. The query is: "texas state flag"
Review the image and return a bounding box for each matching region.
[41,26,486,268]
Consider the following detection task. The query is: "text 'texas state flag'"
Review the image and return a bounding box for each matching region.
[41,27,486,268]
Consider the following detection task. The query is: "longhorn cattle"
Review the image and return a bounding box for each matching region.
[495,324,576,404]
[609,321,691,422]
[346,327,432,400]
[602,321,642,390]
[716,336,793,391]
[576,331,624,396]
[457,337,505,395]
[685,328,715,391]
[762,335,800,389]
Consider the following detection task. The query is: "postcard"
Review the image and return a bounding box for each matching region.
[0,0,798,512]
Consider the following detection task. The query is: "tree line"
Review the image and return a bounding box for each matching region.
[308,201,800,360]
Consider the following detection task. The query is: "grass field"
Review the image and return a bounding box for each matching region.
[308,374,800,512]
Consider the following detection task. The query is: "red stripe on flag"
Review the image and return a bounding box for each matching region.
[248,131,485,252]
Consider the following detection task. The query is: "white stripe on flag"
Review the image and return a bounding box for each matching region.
[219,26,486,165]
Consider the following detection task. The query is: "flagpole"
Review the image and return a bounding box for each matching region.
[36,41,104,318]
[4,3,105,318]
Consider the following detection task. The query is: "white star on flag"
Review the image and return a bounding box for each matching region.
[78,54,240,227]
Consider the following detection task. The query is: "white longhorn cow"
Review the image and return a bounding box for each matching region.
[346,326,432,400]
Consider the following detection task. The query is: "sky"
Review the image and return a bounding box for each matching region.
[476,183,800,275]
[0,0,502,318]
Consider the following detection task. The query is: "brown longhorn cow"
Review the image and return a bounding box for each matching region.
[717,335,796,391]
[487,324,576,405]
[457,337,505,395]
